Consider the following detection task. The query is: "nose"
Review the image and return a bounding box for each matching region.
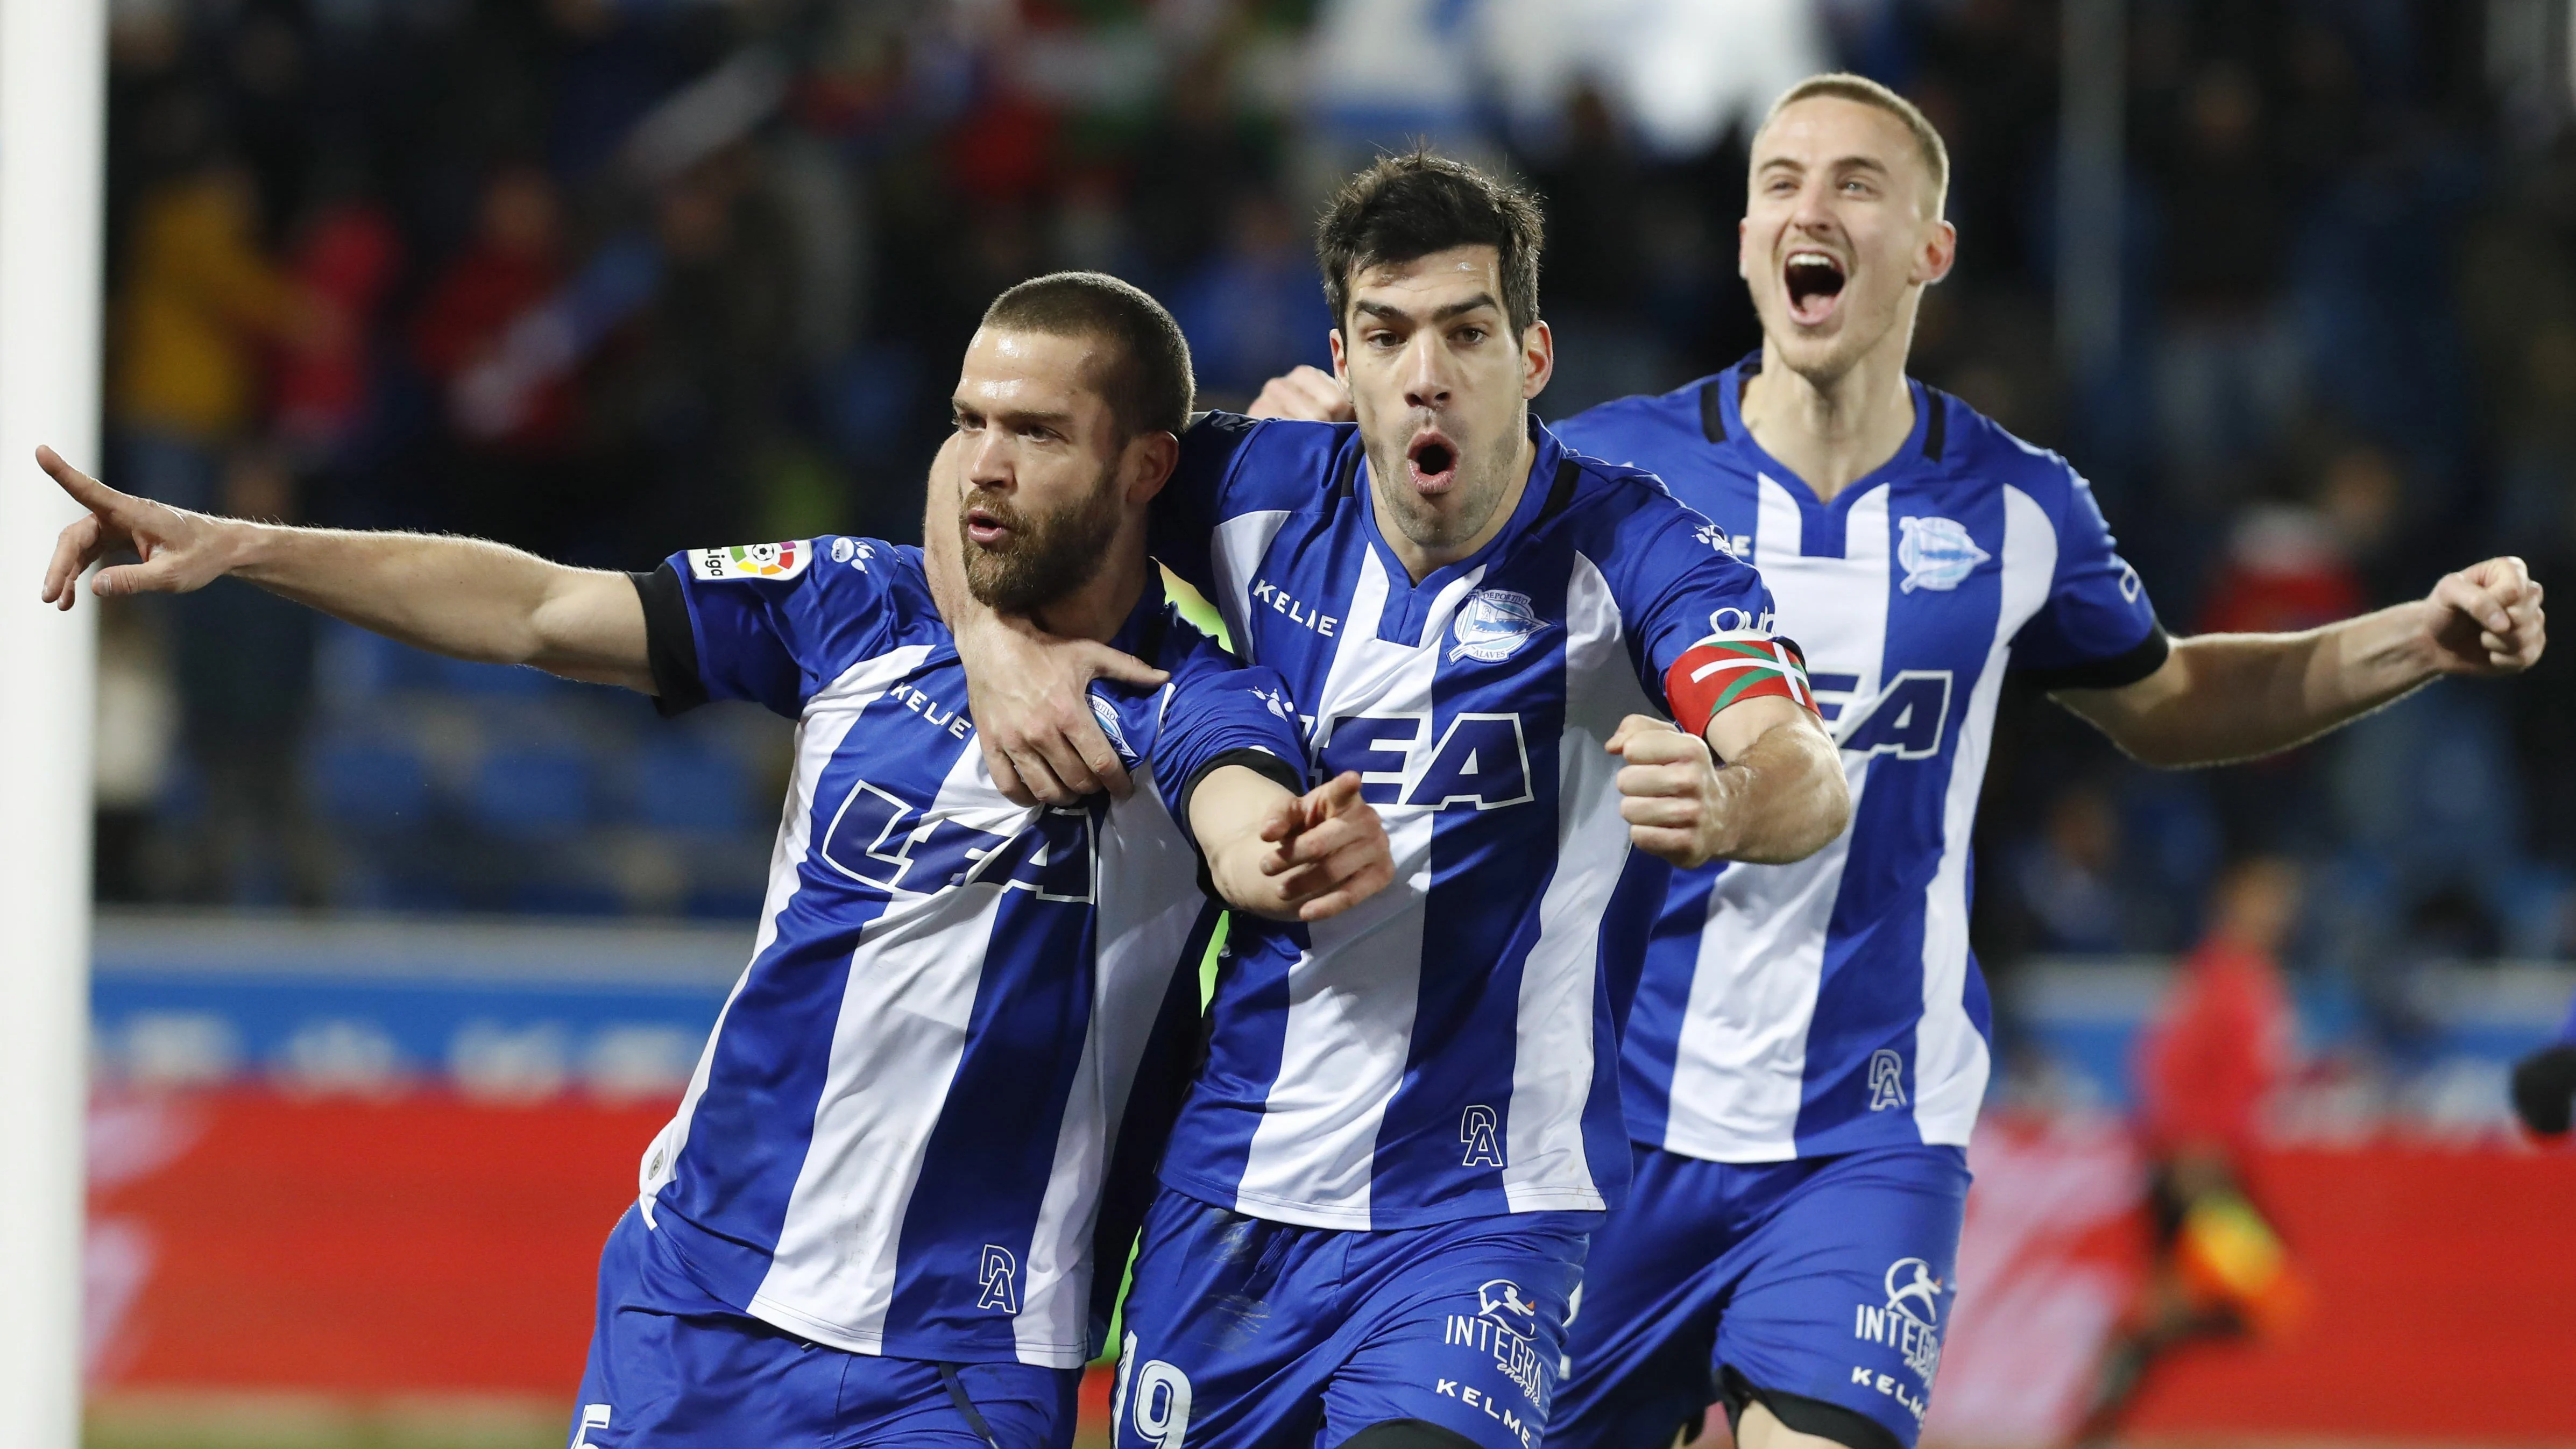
[1398,331,1453,412]
[964,427,1013,491]
[1788,176,1839,238]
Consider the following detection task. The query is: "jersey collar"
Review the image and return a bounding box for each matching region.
[1352,413,1568,644]
[1709,352,1944,532]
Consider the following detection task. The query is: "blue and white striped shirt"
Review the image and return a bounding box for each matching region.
[1556,361,2166,1161]
[631,536,1306,1367]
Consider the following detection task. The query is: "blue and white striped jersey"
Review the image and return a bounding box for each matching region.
[1148,413,1787,1229]
[627,536,1307,1368]
[1554,359,2168,1162]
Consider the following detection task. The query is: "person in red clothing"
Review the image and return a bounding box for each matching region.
[413,164,575,454]
[2075,856,2311,1446]
[412,164,586,551]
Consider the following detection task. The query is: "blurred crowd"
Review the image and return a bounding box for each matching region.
[86,1,2575,1058]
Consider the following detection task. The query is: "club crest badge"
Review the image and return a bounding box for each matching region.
[1089,693,1141,769]
[690,540,809,582]
[1450,589,1544,663]
[1896,517,1988,593]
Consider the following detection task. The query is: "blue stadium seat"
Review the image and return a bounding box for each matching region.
[307,740,435,833]
[436,654,561,697]
[511,875,628,916]
[470,747,595,838]
[631,740,752,836]
[314,622,444,708]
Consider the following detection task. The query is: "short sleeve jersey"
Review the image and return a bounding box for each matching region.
[629,536,1307,1367]
[1147,412,1791,1229]
[1552,358,2166,1163]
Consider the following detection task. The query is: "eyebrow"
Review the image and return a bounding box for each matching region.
[952,398,1078,428]
[1757,154,1893,176]
[1354,292,1502,325]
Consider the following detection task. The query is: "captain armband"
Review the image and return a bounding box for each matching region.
[1665,633,1818,739]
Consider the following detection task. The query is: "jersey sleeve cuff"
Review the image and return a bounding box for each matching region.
[2019,621,2171,692]
[1178,747,1306,900]
[631,564,710,717]
[1179,747,1304,819]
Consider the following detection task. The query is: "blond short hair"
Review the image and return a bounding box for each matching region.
[1758,73,1950,217]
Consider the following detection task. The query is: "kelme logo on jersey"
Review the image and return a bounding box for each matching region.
[1449,589,1545,662]
[689,540,809,582]
[1896,516,1988,593]
[1693,521,1747,558]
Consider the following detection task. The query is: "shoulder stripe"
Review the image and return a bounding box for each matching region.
[1334,444,1362,500]
[1699,378,1728,442]
[1922,387,1949,462]
[1537,458,1580,524]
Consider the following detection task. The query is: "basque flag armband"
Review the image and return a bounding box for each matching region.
[1665,633,1818,739]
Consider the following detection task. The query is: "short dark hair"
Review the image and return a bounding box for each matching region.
[980,271,1194,441]
[1315,149,1545,338]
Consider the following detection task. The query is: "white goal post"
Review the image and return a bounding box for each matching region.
[0,0,105,1441]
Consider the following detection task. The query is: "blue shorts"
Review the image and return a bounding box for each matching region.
[570,1205,1080,1449]
[1109,1189,1596,1449]
[1549,1144,1970,1449]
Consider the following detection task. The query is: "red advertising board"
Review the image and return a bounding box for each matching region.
[87,1092,2576,1441]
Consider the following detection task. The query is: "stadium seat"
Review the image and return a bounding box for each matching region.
[313,622,443,709]
[629,740,752,836]
[306,740,435,833]
[436,654,561,697]
[470,747,595,839]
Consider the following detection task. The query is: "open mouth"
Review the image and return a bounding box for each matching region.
[1406,431,1459,494]
[1784,250,1848,326]
[964,505,1013,548]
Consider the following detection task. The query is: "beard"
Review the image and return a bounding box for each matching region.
[959,468,1123,613]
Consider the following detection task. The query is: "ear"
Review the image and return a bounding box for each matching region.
[1737,215,1751,280]
[1123,428,1180,507]
[1329,328,1348,383]
[1917,218,1958,288]
[1519,319,1554,401]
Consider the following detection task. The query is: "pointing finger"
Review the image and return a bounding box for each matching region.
[36,446,128,516]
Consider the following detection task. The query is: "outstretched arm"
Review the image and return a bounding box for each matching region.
[2054,556,2546,767]
[1189,768,1393,922]
[34,446,650,690]
[921,434,1169,804]
[1610,697,1850,868]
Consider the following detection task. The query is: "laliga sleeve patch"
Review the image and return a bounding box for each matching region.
[688,541,810,582]
[1666,633,1817,738]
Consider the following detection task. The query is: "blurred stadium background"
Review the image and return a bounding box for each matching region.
[67,0,2576,1445]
